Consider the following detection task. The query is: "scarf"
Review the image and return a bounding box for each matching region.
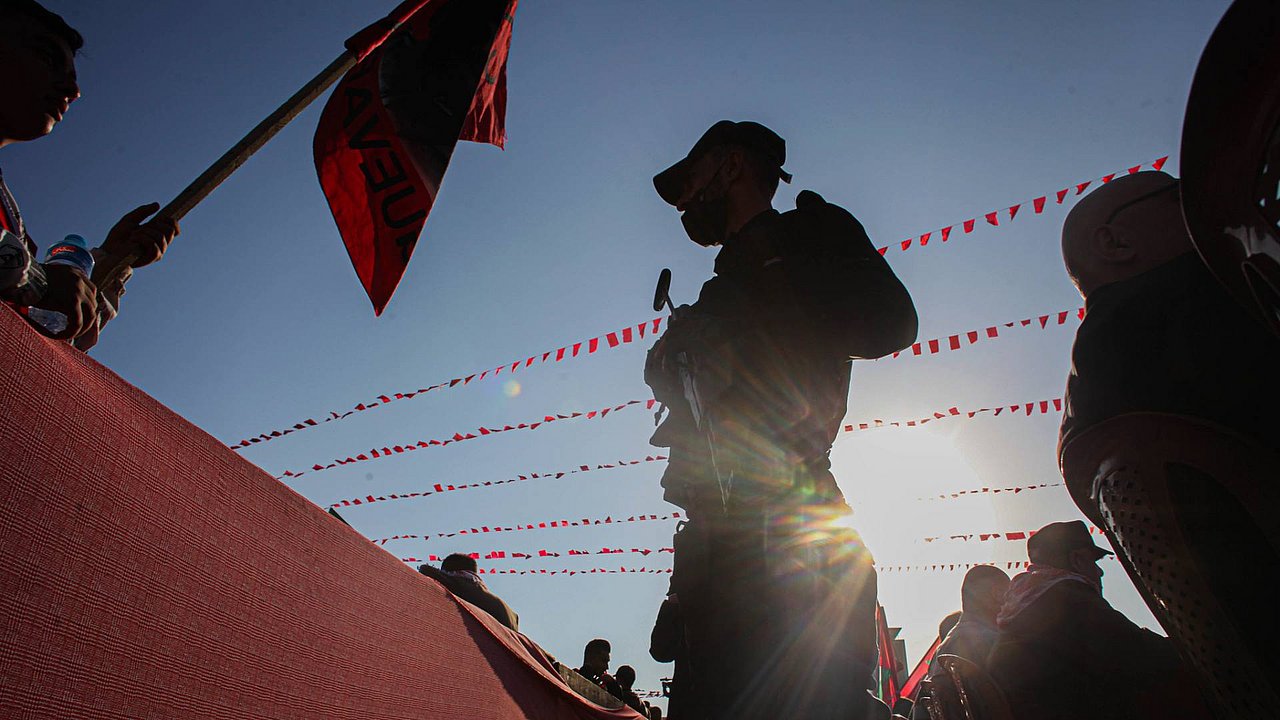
[997,564,1099,628]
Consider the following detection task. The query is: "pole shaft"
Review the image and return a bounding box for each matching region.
[85,49,359,336]
[159,50,357,221]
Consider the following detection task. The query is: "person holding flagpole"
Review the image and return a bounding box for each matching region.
[0,0,178,350]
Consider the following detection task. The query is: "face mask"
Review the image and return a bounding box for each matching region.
[680,159,731,247]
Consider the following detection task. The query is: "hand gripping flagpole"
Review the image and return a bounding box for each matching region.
[90,0,436,313]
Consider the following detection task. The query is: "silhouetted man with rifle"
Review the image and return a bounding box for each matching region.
[645,120,917,719]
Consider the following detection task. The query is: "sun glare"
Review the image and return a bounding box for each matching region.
[833,426,1014,662]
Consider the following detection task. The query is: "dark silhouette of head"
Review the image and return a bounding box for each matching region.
[581,638,611,676]
[648,706,663,720]
[440,553,478,573]
[653,120,793,246]
[938,610,962,640]
[614,664,636,690]
[959,565,1011,624]
[1061,171,1191,299]
[0,0,82,145]
[1028,520,1113,588]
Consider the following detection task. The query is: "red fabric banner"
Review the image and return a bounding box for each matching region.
[0,305,636,719]
[315,0,519,314]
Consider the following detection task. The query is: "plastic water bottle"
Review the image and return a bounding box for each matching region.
[28,234,95,336]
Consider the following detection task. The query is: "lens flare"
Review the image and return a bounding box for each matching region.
[502,380,522,398]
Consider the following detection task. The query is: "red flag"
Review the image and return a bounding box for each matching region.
[315,0,519,314]
[876,605,902,706]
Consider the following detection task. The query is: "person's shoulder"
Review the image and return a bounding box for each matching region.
[781,190,876,255]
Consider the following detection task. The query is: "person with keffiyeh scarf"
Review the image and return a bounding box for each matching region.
[987,521,1211,720]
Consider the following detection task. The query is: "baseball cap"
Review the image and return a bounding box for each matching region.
[653,120,792,206]
[1027,520,1113,563]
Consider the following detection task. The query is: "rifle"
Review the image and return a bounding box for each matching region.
[653,268,731,511]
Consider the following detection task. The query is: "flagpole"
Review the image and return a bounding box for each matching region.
[95,50,357,288]
[158,51,357,222]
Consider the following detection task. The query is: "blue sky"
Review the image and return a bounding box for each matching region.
[5,0,1228,704]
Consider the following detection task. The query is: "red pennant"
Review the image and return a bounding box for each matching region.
[1056,189,1069,204]
[1127,165,1141,175]
[1033,196,1046,213]
[984,212,999,227]
[1101,173,1116,184]
[940,226,952,242]
[900,238,912,251]
[963,219,976,233]
[1075,181,1091,195]
[1008,204,1020,221]
[918,232,931,247]
[1152,156,1168,171]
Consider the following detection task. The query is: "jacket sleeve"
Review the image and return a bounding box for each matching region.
[791,195,918,359]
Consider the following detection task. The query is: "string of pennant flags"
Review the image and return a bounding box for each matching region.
[232,318,665,451]
[398,560,1019,575]
[277,399,656,479]
[880,156,1167,255]
[839,397,1062,432]
[231,157,1164,453]
[921,525,1104,544]
[394,559,1117,575]
[404,547,677,562]
[330,458,1062,511]
[373,511,684,545]
[400,565,676,577]
[373,516,1102,549]
[390,547,1066,571]
[285,394,1063,480]
[916,481,1064,502]
[886,307,1083,360]
[328,456,667,509]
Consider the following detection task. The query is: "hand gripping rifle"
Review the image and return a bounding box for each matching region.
[653,268,732,511]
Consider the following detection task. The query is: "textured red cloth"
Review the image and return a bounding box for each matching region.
[0,306,635,719]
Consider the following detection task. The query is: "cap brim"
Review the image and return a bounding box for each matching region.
[654,158,690,207]
[1088,544,1114,559]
